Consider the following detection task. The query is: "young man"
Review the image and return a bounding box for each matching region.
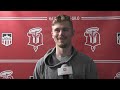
[33,14,98,79]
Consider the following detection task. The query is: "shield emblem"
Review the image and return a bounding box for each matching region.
[84,27,101,52]
[2,33,12,46]
[27,27,43,52]
[117,32,120,45]
[114,72,120,79]
[0,70,14,79]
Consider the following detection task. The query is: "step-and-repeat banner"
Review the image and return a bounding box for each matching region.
[0,11,120,79]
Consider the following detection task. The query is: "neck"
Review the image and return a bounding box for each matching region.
[56,45,72,57]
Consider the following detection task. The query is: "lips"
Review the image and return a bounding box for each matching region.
[58,36,66,39]
[58,38,65,41]
[59,37,64,39]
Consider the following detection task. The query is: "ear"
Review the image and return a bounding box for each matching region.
[51,31,54,38]
[72,29,75,36]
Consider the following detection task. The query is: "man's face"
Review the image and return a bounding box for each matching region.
[51,21,74,48]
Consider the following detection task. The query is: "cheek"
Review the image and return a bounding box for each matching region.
[52,32,57,36]
[67,33,73,37]
[52,33,57,39]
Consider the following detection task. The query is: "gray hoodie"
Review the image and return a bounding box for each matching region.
[33,47,98,79]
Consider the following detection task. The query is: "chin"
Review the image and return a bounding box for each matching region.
[58,44,67,48]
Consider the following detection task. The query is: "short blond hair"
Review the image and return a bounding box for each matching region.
[52,14,73,28]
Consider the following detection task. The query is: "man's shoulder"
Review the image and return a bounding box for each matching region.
[76,52,93,63]
[36,48,55,65]
[78,52,91,58]
[73,47,91,59]
[36,57,45,66]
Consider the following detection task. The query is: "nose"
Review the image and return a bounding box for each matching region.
[59,30,64,36]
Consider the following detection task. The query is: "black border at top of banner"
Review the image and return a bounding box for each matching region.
[0,1,120,11]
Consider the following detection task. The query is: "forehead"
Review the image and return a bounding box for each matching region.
[52,21,71,29]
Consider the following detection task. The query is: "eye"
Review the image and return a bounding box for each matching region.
[54,28,60,33]
[63,28,69,31]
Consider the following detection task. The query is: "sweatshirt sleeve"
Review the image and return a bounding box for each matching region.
[33,57,45,79]
[85,59,99,79]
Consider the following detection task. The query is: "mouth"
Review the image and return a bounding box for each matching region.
[58,36,66,40]
[58,38,65,41]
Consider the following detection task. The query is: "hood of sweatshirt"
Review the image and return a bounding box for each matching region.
[44,47,77,68]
